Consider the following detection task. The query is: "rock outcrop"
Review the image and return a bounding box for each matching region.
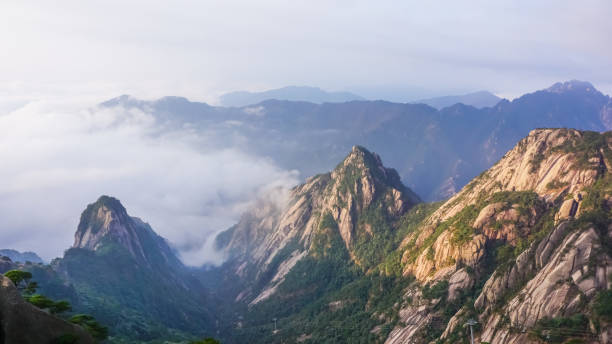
[73,195,182,269]
[388,129,612,343]
[0,275,94,344]
[431,129,604,223]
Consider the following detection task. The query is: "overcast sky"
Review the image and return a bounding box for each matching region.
[1,0,612,103]
[1,1,612,264]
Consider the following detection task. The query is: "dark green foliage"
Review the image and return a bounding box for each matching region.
[553,130,611,170]
[422,281,449,300]
[191,338,221,344]
[546,179,569,190]
[404,203,481,263]
[224,206,415,344]
[593,290,612,320]
[311,213,347,261]
[50,300,72,314]
[396,202,443,240]
[231,271,412,344]
[487,191,540,210]
[353,201,394,269]
[451,222,474,245]
[56,243,214,342]
[4,270,37,295]
[530,314,589,343]
[51,334,78,344]
[25,294,55,309]
[70,314,109,341]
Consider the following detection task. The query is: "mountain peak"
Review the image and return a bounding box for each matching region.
[346,145,382,165]
[74,196,149,256]
[73,195,183,269]
[546,80,596,94]
[75,196,129,242]
[333,145,409,193]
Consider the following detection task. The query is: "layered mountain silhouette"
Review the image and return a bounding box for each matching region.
[6,81,612,343]
[219,85,365,107]
[102,80,612,201]
[0,249,43,264]
[413,90,501,109]
[6,127,612,343]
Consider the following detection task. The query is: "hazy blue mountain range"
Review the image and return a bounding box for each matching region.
[413,90,502,109]
[219,85,365,107]
[0,249,44,264]
[102,80,612,201]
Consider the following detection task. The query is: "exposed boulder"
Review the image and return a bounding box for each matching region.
[0,275,94,344]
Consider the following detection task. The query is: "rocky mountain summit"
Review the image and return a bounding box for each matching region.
[217,146,420,304]
[47,196,216,342]
[210,128,612,344]
[73,195,182,269]
[385,128,612,343]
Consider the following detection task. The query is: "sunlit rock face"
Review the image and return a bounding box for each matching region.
[217,145,420,304]
[388,129,612,344]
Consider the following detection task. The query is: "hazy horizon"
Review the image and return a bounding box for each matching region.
[1,0,612,265]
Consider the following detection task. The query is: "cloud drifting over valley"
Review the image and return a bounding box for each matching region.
[0,99,298,265]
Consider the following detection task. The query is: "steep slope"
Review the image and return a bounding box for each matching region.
[384,129,612,343]
[102,80,612,201]
[213,146,422,343]
[218,146,420,302]
[73,195,183,270]
[51,196,215,342]
[0,274,94,344]
[212,129,612,343]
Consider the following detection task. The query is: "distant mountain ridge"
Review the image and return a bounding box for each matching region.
[219,85,365,106]
[102,80,612,202]
[0,249,43,264]
[414,90,501,109]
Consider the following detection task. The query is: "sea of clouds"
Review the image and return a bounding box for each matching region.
[0,99,298,266]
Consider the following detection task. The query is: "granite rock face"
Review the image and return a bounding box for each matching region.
[217,146,420,304]
[73,195,183,269]
[388,129,612,343]
[0,275,94,344]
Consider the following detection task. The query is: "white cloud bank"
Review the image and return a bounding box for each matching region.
[0,99,298,265]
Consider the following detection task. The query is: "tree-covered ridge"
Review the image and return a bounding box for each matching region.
[3,269,105,343]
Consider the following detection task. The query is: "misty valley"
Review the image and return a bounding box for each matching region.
[2,81,612,344]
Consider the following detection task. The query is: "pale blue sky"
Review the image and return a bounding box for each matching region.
[1,0,611,102]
